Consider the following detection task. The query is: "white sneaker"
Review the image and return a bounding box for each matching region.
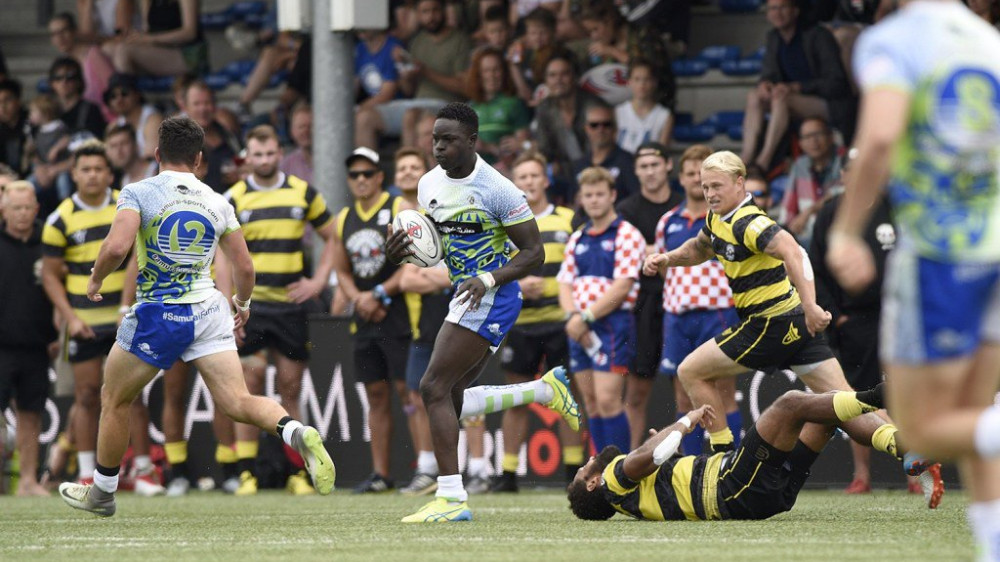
[165,478,190,497]
[221,476,240,494]
[134,472,167,497]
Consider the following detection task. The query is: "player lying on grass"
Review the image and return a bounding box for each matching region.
[568,384,944,520]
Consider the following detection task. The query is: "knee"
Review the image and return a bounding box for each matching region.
[278,376,302,400]
[676,360,702,385]
[78,384,102,410]
[596,393,621,416]
[772,390,809,415]
[419,374,450,405]
[366,383,391,408]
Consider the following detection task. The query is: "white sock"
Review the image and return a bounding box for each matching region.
[968,498,1000,562]
[281,420,305,447]
[133,454,153,474]
[974,406,1000,457]
[435,473,468,502]
[468,457,487,479]
[460,380,553,419]
[78,451,96,479]
[417,451,438,475]
[93,469,119,494]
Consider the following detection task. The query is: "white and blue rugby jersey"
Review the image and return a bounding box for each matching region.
[417,155,535,283]
[118,170,241,304]
[854,0,1000,261]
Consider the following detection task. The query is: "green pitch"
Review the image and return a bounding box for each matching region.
[0,489,971,561]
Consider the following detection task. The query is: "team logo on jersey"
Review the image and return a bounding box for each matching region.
[876,223,896,250]
[782,322,801,345]
[291,207,304,220]
[428,199,439,210]
[345,228,386,279]
[174,184,191,194]
[724,244,736,261]
[72,229,87,245]
[555,230,569,243]
[155,211,216,266]
[667,223,684,234]
[601,240,615,252]
[576,243,589,255]
[377,209,391,226]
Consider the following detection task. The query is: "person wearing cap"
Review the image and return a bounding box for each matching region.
[104,73,162,160]
[214,124,337,496]
[331,146,414,493]
[651,144,743,455]
[614,140,682,449]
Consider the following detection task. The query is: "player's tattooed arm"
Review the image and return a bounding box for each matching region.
[642,230,714,277]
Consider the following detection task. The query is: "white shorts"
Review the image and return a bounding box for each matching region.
[117,289,237,369]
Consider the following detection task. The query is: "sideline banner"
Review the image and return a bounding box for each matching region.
[7,315,956,488]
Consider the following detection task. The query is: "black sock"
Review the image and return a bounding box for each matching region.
[96,463,119,477]
[856,383,885,410]
[170,461,190,483]
[275,415,295,438]
[221,461,238,480]
[238,458,255,476]
[787,440,821,473]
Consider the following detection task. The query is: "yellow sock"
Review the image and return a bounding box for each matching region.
[502,453,520,473]
[871,424,900,460]
[165,441,188,464]
[709,428,734,447]
[833,391,877,421]
[235,440,259,460]
[563,445,584,467]
[215,444,238,464]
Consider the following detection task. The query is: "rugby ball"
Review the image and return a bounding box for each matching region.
[579,63,631,105]
[393,209,443,267]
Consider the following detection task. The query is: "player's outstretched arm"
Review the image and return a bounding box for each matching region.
[643,231,715,277]
[88,209,141,302]
[622,405,716,481]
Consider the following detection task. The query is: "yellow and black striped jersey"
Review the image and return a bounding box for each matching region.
[701,195,800,319]
[602,452,727,521]
[224,173,333,304]
[41,189,127,333]
[517,205,574,325]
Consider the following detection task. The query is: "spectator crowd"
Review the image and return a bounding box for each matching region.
[4,0,995,496]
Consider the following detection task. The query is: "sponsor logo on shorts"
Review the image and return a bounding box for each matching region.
[932,328,970,353]
[488,323,502,338]
[660,357,676,372]
[754,445,770,461]
[162,304,221,322]
[782,323,801,345]
[138,342,158,359]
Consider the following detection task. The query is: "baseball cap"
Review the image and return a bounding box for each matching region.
[635,141,670,161]
[345,146,380,167]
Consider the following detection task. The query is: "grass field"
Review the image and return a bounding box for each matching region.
[0,489,972,561]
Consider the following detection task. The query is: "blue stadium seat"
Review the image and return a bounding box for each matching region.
[720,59,763,76]
[719,0,763,12]
[746,45,767,61]
[671,59,709,77]
[229,1,269,18]
[136,75,175,93]
[204,71,231,91]
[200,12,234,30]
[770,174,789,206]
[36,78,52,93]
[673,123,716,143]
[698,46,741,69]
[704,111,745,135]
[244,12,268,28]
[727,124,743,141]
[222,60,257,81]
[674,112,694,127]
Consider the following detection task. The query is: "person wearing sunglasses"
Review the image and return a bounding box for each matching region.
[569,101,639,205]
[103,73,163,160]
[48,57,107,143]
[331,146,415,494]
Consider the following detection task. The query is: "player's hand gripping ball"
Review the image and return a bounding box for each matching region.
[390,209,443,267]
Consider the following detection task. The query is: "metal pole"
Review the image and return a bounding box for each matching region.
[312,0,353,213]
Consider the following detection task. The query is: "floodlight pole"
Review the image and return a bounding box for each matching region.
[312,0,353,213]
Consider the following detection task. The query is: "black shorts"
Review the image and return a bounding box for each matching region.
[715,312,834,371]
[830,313,881,390]
[67,332,117,364]
[239,306,309,361]
[717,427,807,520]
[499,322,568,377]
[354,336,411,385]
[630,291,664,378]
[0,347,51,413]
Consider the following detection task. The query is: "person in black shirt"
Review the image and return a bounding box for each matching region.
[571,102,640,203]
[0,181,57,497]
[0,79,29,177]
[810,156,900,495]
[50,57,106,141]
[614,141,681,449]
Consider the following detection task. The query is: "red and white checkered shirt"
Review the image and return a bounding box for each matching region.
[655,204,734,314]
[557,218,644,312]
